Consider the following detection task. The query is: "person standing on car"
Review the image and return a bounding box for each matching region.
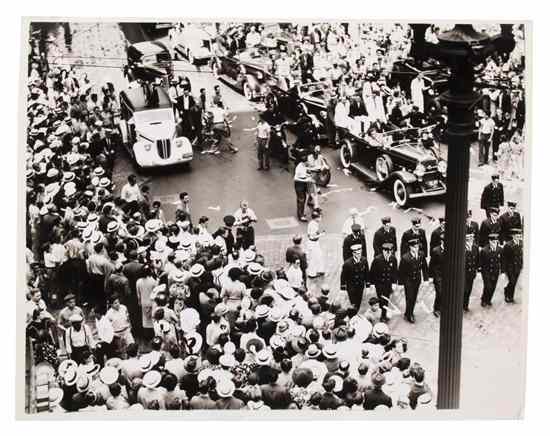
[256,113,271,170]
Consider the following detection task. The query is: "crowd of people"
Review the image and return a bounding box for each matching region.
[23,22,525,414]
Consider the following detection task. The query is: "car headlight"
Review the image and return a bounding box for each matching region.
[319,110,327,119]
[174,138,183,148]
[438,160,447,174]
[413,163,426,178]
[256,72,263,80]
[144,143,152,152]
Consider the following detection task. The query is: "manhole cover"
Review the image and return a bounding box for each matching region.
[265,216,299,230]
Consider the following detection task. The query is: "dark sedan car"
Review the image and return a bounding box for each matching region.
[339,126,447,207]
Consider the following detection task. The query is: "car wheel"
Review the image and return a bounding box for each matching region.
[393,178,411,207]
[339,140,354,169]
[375,154,393,182]
[243,83,253,100]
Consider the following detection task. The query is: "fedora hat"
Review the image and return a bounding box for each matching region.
[63,367,78,386]
[216,380,235,398]
[99,366,119,385]
[142,370,162,389]
[189,263,205,278]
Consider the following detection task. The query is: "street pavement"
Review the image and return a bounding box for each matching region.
[44,22,527,415]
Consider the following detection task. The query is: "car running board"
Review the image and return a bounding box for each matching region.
[350,162,379,182]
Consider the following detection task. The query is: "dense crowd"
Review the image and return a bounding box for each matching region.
[24,22,525,414]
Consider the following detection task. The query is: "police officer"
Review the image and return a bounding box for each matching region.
[479,207,502,247]
[372,216,398,257]
[400,217,428,258]
[480,233,503,307]
[398,239,429,323]
[465,209,480,246]
[370,242,398,323]
[464,231,479,312]
[499,201,523,243]
[501,228,523,304]
[428,232,445,318]
[342,224,367,262]
[429,217,445,255]
[340,244,370,311]
[480,174,504,218]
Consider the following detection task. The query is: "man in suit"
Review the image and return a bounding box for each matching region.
[479,233,504,307]
[479,207,502,247]
[400,217,428,258]
[398,239,429,323]
[297,48,314,83]
[363,371,393,410]
[463,231,479,312]
[429,217,445,254]
[499,201,523,243]
[340,244,370,311]
[480,174,504,218]
[342,224,367,261]
[178,88,195,138]
[501,229,523,304]
[370,242,398,323]
[428,233,445,317]
[373,216,398,257]
[465,209,480,245]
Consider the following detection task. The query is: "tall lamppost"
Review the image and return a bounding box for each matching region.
[409,24,516,409]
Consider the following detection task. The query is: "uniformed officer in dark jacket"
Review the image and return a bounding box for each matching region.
[373,216,398,256]
[342,224,367,261]
[480,174,504,218]
[465,209,480,245]
[479,233,503,307]
[400,217,428,258]
[428,233,445,317]
[398,239,429,323]
[463,231,479,312]
[340,244,370,310]
[370,242,398,323]
[502,228,523,303]
[498,201,523,243]
[429,217,445,254]
[479,207,502,247]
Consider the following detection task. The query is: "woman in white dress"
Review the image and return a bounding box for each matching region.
[306,211,325,278]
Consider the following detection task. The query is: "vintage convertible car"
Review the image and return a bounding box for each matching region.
[125,40,173,84]
[212,48,279,100]
[118,85,193,169]
[339,124,447,207]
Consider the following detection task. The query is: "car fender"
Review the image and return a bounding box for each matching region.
[118,119,128,144]
[175,136,193,156]
[389,169,417,185]
[132,140,153,166]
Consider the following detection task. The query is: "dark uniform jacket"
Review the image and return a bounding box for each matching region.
[340,256,370,291]
[479,245,503,281]
[502,241,523,276]
[400,228,428,257]
[498,211,523,242]
[480,182,504,211]
[285,244,307,271]
[429,226,444,254]
[370,254,398,288]
[428,246,445,280]
[465,244,480,277]
[398,252,428,285]
[342,233,367,262]
[479,218,502,247]
[466,220,480,245]
[373,226,398,256]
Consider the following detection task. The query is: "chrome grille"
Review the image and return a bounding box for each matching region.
[156,139,171,159]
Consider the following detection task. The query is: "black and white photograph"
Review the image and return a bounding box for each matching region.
[17,17,530,419]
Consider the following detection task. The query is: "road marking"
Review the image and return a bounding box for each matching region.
[358,206,376,216]
[265,216,300,230]
[208,205,221,212]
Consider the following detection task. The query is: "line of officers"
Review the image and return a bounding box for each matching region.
[339,204,524,324]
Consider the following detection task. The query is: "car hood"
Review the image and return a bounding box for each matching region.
[393,143,438,166]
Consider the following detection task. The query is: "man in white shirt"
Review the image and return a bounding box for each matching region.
[120,174,142,214]
[93,308,115,363]
[256,114,271,170]
[478,112,496,166]
[106,295,134,357]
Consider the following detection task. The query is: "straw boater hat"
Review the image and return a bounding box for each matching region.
[179,307,201,333]
[58,359,78,377]
[48,387,64,408]
[322,343,338,360]
[107,221,120,233]
[171,270,187,283]
[63,367,78,386]
[269,334,287,350]
[105,358,123,369]
[216,380,235,398]
[214,303,229,317]
[99,366,119,385]
[78,362,101,378]
[268,307,285,323]
[372,322,389,338]
[247,262,263,276]
[219,353,236,368]
[99,177,111,189]
[93,167,105,177]
[305,344,322,359]
[142,370,162,389]
[145,219,162,233]
[76,374,91,393]
[189,263,205,278]
[139,354,154,373]
[255,349,272,366]
[254,305,270,319]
